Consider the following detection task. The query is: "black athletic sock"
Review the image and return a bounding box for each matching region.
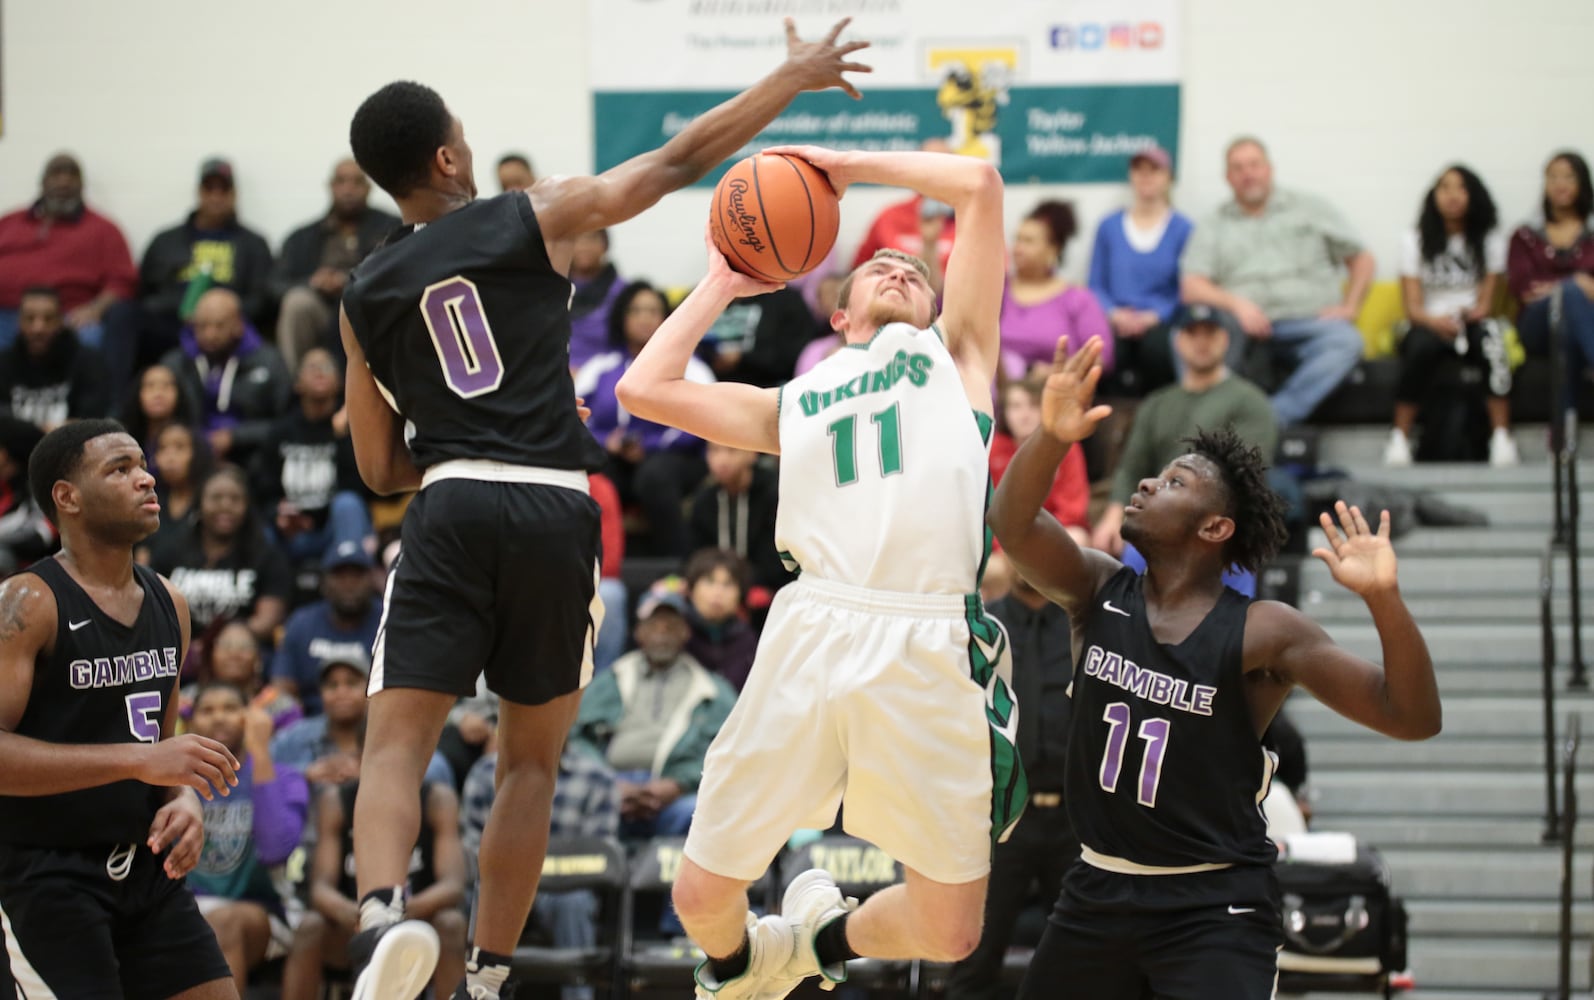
[814,914,859,967]
[465,946,513,998]
[709,937,751,983]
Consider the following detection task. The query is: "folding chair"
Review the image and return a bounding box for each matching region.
[509,835,628,1000]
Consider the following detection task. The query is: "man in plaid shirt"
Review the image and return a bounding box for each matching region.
[462,739,619,1000]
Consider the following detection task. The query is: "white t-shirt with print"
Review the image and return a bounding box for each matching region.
[1398,228,1506,319]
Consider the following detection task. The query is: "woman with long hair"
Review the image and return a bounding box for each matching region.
[573,280,714,557]
[148,464,293,648]
[136,422,215,563]
[999,200,1112,378]
[120,363,199,468]
[1385,165,1515,465]
[1507,151,1594,416]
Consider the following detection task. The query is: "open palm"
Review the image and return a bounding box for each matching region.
[1041,336,1113,444]
[1312,501,1399,596]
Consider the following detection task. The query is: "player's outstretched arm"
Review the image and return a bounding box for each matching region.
[616,231,782,455]
[340,307,422,496]
[532,19,870,248]
[767,146,1005,379]
[1252,503,1441,741]
[0,575,241,798]
[987,337,1119,616]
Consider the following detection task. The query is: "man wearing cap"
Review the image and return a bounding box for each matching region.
[1090,304,1278,569]
[1181,136,1371,426]
[0,154,140,356]
[139,157,275,356]
[270,647,454,790]
[1087,146,1193,395]
[851,139,958,285]
[271,160,400,371]
[571,583,736,841]
[270,541,383,715]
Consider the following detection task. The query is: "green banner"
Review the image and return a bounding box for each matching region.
[593,84,1179,186]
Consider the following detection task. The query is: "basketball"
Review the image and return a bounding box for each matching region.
[710,153,840,282]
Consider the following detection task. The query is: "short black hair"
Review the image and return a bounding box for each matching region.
[684,547,750,595]
[349,81,452,198]
[28,419,130,525]
[497,152,532,171]
[192,680,247,711]
[1544,150,1593,222]
[1183,426,1288,575]
[21,286,60,304]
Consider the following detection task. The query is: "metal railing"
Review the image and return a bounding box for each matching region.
[1550,713,1581,1000]
[1543,543,1563,843]
[1548,283,1586,688]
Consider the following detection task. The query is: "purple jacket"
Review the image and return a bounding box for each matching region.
[573,349,716,455]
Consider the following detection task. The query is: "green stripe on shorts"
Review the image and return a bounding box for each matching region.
[965,594,1029,845]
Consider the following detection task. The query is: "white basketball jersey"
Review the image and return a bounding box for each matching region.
[775,322,993,595]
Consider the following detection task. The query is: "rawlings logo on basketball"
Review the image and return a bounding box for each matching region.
[722,179,767,255]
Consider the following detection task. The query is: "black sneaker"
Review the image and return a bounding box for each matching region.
[349,920,440,999]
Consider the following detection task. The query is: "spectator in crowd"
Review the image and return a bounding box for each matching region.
[284,734,467,1000]
[252,347,371,563]
[0,417,53,575]
[1091,305,1278,571]
[575,281,714,558]
[568,229,627,370]
[271,158,399,370]
[462,735,620,1000]
[701,285,816,386]
[851,139,958,285]
[1088,146,1193,395]
[687,441,790,594]
[121,362,200,467]
[591,470,629,672]
[0,154,139,361]
[947,570,1078,1000]
[150,464,293,645]
[1001,200,1112,378]
[185,682,310,996]
[990,376,1090,546]
[140,158,275,352]
[681,550,759,692]
[1508,150,1594,414]
[270,540,382,714]
[160,287,293,465]
[1263,707,1313,834]
[139,423,213,562]
[1386,165,1516,467]
[1181,136,1372,426]
[496,152,535,192]
[183,620,302,734]
[0,286,111,431]
[572,587,736,840]
[793,271,847,375]
[272,649,455,790]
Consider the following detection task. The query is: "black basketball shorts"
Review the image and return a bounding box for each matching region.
[1018,862,1282,1000]
[372,477,603,706]
[0,842,232,1000]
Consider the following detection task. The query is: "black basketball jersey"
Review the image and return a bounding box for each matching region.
[0,558,182,848]
[336,780,435,900]
[1065,568,1278,870]
[341,192,605,472]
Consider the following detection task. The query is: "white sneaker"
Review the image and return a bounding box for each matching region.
[350,920,440,1000]
[694,912,797,1000]
[1382,429,1413,467]
[778,869,859,992]
[1490,428,1520,468]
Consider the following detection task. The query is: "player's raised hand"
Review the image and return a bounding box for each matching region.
[762,145,852,197]
[147,791,206,879]
[1041,336,1113,444]
[703,224,786,299]
[1312,501,1399,597]
[135,733,240,800]
[782,18,872,100]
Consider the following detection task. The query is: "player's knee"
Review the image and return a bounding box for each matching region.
[430,908,468,951]
[917,913,982,962]
[671,868,725,925]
